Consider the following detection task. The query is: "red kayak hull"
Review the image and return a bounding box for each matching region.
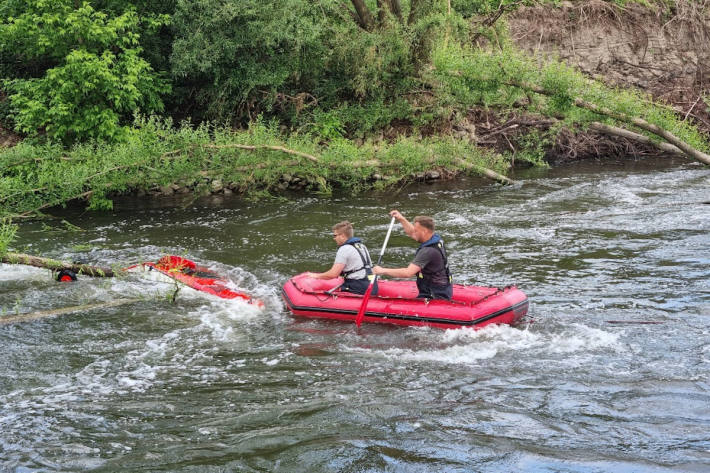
[125,256,264,308]
[282,273,528,329]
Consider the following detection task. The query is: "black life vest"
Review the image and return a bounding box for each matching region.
[414,234,452,286]
[340,237,373,280]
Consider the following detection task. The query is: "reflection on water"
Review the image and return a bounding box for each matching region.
[1,159,709,472]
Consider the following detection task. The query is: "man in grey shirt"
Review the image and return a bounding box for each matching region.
[306,221,375,294]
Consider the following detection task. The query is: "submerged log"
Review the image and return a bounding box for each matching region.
[0,298,139,325]
[1,252,115,277]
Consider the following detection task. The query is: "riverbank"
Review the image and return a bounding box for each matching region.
[508,0,710,163]
[0,118,514,219]
[1,0,708,222]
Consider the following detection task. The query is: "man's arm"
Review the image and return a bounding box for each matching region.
[390,210,415,238]
[372,263,420,278]
[307,263,345,279]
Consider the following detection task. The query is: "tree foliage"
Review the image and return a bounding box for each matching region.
[170,0,332,123]
[0,0,708,220]
[0,116,505,219]
[168,0,468,125]
[0,0,170,143]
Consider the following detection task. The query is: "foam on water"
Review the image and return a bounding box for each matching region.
[1,256,275,400]
[546,323,622,353]
[42,293,270,397]
[0,263,48,282]
[359,322,623,365]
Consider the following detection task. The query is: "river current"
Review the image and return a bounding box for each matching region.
[1,158,708,472]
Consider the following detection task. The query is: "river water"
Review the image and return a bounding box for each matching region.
[1,158,708,472]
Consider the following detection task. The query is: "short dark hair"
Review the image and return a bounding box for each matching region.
[414,216,434,231]
[332,221,354,238]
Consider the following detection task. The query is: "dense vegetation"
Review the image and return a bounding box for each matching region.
[1,0,708,240]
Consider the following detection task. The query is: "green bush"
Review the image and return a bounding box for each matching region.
[0,1,169,143]
[170,0,331,123]
[0,116,506,218]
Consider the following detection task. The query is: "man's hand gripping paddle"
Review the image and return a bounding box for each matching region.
[355,216,396,328]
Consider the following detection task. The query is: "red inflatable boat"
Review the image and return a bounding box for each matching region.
[282,273,528,329]
[125,255,264,308]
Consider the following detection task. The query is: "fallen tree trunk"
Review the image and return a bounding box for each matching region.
[1,252,115,277]
[589,122,685,156]
[199,143,320,163]
[508,80,710,166]
[229,153,513,184]
[0,298,138,325]
[455,158,515,185]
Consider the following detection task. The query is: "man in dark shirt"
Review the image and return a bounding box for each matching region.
[372,210,453,300]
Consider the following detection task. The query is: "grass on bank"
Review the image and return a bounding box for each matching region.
[0,218,17,257]
[3,44,710,221]
[430,43,710,154]
[0,116,507,219]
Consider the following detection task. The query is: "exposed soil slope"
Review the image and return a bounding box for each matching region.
[507,0,709,162]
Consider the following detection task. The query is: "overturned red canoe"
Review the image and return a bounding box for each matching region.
[282,273,528,329]
[125,255,264,308]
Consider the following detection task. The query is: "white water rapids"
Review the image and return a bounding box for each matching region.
[1,158,708,472]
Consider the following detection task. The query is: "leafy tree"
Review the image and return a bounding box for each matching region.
[170,0,333,123]
[0,0,170,143]
[169,0,465,125]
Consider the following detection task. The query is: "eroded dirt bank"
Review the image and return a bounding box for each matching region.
[506,0,709,163]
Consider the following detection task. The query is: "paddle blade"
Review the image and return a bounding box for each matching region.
[355,283,374,327]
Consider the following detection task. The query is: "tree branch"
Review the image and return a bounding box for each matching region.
[390,0,403,22]
[589,122,685,156]
[454,158,515,185]
[201,144,320,162]
[508,80,710,165]
[0,299,140,325]
[2,252,116,277]
[408,0,422,25]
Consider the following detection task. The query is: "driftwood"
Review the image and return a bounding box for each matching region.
[0,299,139,325]
[509,80,710,165]
[1,252,115,277]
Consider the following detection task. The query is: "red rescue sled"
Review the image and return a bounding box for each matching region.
[282,273,528,329]
[125,255,264,308]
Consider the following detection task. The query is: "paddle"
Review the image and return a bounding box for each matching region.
[355,216,396,328]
